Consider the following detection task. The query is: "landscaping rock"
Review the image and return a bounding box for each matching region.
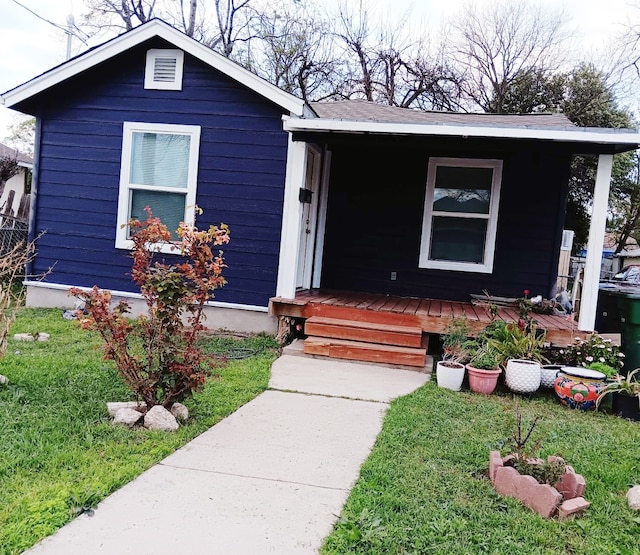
[628,485,640,511]
[37,332,50,342]
[13,333,35,342]
[494,466,520,497]
[0,374,7,385]
[558,497,590,520]
[170,402,189,421]
[107,401,146,417]
[555,470,586,500]
[489,450,503,483]
[113,408,143,427]
[515,475,539,501]
[525,484,563,518]
[144,405,179,432]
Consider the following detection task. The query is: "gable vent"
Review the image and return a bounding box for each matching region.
[145,49,184,91]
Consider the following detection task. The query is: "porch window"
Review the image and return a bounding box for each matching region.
[419,157,502,273]
[115,122,200,251]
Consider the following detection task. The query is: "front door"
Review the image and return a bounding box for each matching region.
[296,146,322,289]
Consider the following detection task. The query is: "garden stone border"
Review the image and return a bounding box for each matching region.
[489,451,590,519]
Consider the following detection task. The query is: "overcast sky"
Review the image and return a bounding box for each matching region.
[0,0,636,142]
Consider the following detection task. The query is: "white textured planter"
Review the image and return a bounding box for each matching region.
[505,359,541,394]
[436,361,465,391]
[540,365,562,388]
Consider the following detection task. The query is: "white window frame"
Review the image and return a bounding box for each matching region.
[144,49,184,90]
[419,157,503,273]
[115,121,201,253]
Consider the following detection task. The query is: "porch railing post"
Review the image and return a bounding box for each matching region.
[578,153,613,331]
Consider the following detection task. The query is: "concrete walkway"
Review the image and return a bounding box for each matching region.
[26,355,429,555]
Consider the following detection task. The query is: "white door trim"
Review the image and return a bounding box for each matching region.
[312,148,332,289]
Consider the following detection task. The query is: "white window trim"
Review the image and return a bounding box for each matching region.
[419,157,503,273]
[144,49,184,90]
[115,121,201,253]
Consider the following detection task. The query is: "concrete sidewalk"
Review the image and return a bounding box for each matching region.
[26,355,429,555]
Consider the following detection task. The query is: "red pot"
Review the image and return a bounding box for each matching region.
[466,365,502,395]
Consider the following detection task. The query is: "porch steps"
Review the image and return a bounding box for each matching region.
[304,316,423,347]
[302,314,427,368]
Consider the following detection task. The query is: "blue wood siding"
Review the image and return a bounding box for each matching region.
[21,39,289,307]
[320,140,570,301]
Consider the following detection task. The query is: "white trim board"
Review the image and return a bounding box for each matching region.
[283,117,640,150]
[23,280,269,312]
[1,19,305,117]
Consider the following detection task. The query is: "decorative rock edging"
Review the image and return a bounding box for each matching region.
[106,401,189,431]
[14,332,50,342]
[628,485,640,510]
[489,451,590,519]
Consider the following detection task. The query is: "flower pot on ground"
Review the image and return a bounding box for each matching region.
[554,367,607,410]
[596,368,640,420]
[505,359,541,393]
[540,365,563,388]
[437,318,471,391]
[465,343,501,394]
[436,360,466,391]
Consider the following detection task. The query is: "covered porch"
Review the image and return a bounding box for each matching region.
[270,289,587,361]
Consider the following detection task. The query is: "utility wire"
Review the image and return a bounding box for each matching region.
[10,0,89,44]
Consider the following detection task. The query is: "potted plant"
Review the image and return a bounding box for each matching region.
[484,320,547,394]
[466,342,502,394]
[596,369,640,421]
[436,318,469,391]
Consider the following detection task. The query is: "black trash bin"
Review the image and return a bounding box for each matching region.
[596,287,623,333]
[617,291,640,373]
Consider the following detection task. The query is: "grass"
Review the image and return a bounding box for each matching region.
[322,382,640,555]
[0,308,277,555]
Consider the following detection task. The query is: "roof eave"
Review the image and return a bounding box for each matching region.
[1,19,306,117]
[283,117,640,151]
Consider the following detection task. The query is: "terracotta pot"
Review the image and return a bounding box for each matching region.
[436,360,465,391]
[466,364,501,394]
[554,367,607,411]
[505,359,541,394]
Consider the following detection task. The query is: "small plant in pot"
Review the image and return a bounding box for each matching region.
[465,342,502,394]
[596,368,640,421]
[436,318,470,391]
[484,320,547,394]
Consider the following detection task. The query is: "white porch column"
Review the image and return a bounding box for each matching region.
[578,153,613,331]
[275,135,307,298]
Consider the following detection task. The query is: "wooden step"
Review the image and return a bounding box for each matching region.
[306,303,422,328]
[304,337,427,367]
[305,316,423,348]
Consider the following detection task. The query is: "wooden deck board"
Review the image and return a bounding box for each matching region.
[269,290,588,347]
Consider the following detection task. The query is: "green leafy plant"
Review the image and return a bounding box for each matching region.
[482,320,547,368]
[596,368,640,409]
[71,208,230,410]
[441,318,471,363]
[467,342,500,370]
[548,334,625,374]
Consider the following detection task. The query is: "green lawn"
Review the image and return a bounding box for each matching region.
[322,382,640,555]
[0,308,277,555]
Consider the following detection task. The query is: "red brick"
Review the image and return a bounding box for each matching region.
[555,471,586,500]
[494,466,520,497]
[489,451,504,483]
[558,497,590,520]
[523,484,562,518]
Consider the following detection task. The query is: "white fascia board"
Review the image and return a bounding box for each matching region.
[283,117,640,147]
[2,20,305,117]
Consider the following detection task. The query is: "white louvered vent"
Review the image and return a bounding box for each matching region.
[144,49,184,90]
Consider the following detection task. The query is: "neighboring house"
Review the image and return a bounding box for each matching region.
[0,142,31,220]
[1,19,639,342]
[0,143,32,255]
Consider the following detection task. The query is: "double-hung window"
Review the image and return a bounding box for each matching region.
[116,122,201,251]
[419,157,502,273]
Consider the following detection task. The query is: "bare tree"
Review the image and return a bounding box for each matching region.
[83,0,158,32]
[208,0,252,57]
[448,0,569,113]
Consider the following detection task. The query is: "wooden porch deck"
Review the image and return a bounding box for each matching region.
[269,289,588,348]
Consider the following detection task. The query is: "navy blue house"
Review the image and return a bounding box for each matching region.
[2,19,639,334]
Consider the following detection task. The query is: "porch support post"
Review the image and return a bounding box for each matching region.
[578,153,613,331]
[275,134,306,298]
